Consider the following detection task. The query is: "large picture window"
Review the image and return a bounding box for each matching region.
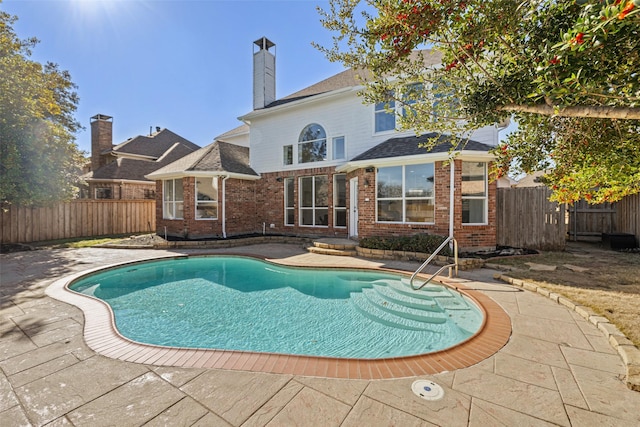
[196,178,218,220]
[462,162,487,224]
[284,177,295,226]
[163,179,183,219]
[298,124,326,163]
[334,174,346,227]
[377,163,434,223]
[300,175,328,227]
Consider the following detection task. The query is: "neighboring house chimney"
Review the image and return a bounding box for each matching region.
[253,37,276,110]
[90,114,113,171]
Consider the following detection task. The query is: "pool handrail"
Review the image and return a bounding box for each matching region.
[409,236,458,290]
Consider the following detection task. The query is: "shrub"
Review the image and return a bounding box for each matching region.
[358,233,451,256]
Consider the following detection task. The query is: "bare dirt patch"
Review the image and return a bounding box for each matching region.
[488,241,640,346]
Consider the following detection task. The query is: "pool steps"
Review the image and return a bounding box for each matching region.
[350,279,478,332]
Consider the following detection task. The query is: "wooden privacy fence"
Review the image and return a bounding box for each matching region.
[497,187,567,250]
[568,199,617,241]
[616,193,640,241]
[1,200,156,245]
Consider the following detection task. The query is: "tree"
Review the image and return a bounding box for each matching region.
[317,0,640,203]
[0,10,85,206]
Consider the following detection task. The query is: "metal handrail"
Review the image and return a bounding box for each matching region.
[409,237,458,290]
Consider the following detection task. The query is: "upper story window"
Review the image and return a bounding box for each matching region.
[195,178,218,220]
[375,98,396,132]
[283,145,293,165]
[462,162,487,224]
[332,136,345,160]
[376,163,435,223]
[163,179,183,220]
[374,83,425,133]
[298,124,326,163]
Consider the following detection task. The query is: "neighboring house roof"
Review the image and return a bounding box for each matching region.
[146,141,259,180]
[87,128,200,183]
[515,170,549,187]
[110,128,200,158]
[351,133,494,161]
[215,124,249,141]
[262,50,443,110]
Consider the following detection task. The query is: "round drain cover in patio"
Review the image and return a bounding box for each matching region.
[411,380,444,401]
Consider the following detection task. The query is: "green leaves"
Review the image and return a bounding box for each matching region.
[318,0,640,202]
[0,11,84,206]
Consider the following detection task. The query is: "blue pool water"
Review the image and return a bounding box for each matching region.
[70,256,483,359]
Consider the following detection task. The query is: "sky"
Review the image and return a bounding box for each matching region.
[3,0,347,153]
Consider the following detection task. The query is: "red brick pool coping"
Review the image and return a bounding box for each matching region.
[46,255,511,379]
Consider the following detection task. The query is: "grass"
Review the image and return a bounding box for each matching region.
[33,234,137,249]
[488,242,640,347]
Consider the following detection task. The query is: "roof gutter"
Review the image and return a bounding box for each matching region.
[336,150,494,173]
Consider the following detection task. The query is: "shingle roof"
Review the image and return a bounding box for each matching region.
[111,128,200,158]
[351,133,493,161]
[147,141,259,178]
[215,124,249,141]
[263,50,443,109]
[88,138,199,182]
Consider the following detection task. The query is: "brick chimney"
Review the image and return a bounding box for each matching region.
[90,114,113,171]
[253,37,276,110]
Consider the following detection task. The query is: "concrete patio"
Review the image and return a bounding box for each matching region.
[1,244,639,426]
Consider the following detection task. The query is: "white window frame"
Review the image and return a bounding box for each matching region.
[299,175,329,227]
[195,177,219,220]
[332,136,345,160]
[283,145,293,166]
[333,174,347,228]
[376,163,435,224]
[163,179,183,220]
[284,177,295,226]
[461,162,488,225]
[374,83,425,134]
[298,123,327,164]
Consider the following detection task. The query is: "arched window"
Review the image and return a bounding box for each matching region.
[298,123,327,163]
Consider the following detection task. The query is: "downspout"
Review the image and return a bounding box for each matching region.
[449,156,455,240]
[220,175,229,239]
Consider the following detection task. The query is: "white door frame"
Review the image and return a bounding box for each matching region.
[349,177,358,238]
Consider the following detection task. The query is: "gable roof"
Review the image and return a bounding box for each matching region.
[260,49,443,110]
[351,133,494,162]
[87,129,200,182]
[145,140,259,180]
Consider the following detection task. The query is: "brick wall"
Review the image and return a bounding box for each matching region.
[256,168,349,238]
[152,160,496,249]
[352,160,496,251]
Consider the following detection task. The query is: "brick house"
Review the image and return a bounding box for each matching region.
[82,114,200,200]
[147,38,502,251]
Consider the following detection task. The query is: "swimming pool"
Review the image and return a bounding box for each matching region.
[69,256,483,359]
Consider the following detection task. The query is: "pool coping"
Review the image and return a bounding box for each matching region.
[46,253,511,379]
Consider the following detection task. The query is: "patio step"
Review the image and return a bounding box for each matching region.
[306,238,358,256]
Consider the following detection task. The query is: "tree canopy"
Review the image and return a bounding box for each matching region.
[317,0,640,203]
[0,10,85,206]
